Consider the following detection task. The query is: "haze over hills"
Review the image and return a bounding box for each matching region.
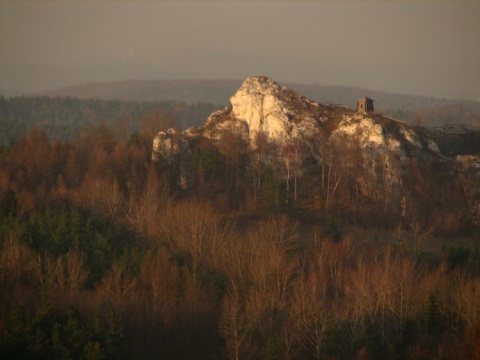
[2,3,480,358]
[43,79,242,105]
[2,77,480,360]
[40,79,480,128]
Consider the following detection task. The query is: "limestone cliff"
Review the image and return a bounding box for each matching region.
[153,76,480,229]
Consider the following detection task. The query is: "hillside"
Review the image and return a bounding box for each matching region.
[1,77,480,360]
[154,76,480,233]
[43,79,480,127]
[44,79,241,105]
[0,96,217,146]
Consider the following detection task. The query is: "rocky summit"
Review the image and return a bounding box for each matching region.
[153,76,480,230]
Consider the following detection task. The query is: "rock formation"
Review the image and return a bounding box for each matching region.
[153,76,480,230]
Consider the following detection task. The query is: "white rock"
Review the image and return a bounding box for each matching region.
[230,76,291,142]
[334,116,384,148]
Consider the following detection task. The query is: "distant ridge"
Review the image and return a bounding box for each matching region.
[41,79,432,107]
[43,79,242,105]
[38,79,480,127]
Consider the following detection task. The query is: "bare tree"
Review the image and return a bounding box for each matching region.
[291,272,329,359]
[160,200,231,284]
[217,126,248,199]
[139,109,176,138]
[125,165,170,242]
[0,232,36,285]
[454,277,480,340]
[65,250,88,294]
[219,285,255,360]
[282,138,308,204]
[248,131,269,205]
[97,262,137,305]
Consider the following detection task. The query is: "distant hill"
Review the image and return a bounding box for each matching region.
[44,79,241,105]
[0,96,217,146]
[42,79,480,128]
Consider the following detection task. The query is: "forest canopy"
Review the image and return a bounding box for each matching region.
[0,125,479,359]
[0,96,217,146]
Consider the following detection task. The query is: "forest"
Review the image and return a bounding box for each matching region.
[0,96,216,146]
[0,109,480,359]
[42,79,480,128]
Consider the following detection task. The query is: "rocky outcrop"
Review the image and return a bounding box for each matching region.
[228,76,324,142]
[153,76,480,229]
[155,76,440,156]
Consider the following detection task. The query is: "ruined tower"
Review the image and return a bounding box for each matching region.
[357,97,374,114]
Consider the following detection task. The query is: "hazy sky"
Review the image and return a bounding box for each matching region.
[1,1,479,99]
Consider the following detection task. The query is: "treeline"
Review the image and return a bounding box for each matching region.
[0,96,217,146]
[385,102,480,128]
[161,126,475,236]
[43,79,480,129]
[1,127,480,359]
[286,83,480,128]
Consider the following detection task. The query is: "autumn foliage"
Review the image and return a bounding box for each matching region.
[0,126,479,359]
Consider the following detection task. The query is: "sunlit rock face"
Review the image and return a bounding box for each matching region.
[153,75,441,181]
[152,128,190,163]
[152,76,479,228]
[203,76,325,145]
[231,76,287,140]
[230,76,298,142]
[153,76,327,156]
